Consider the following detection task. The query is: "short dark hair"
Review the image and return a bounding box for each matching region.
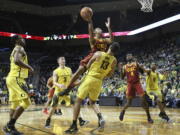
[11,35,22,45]
[109,42,120,55]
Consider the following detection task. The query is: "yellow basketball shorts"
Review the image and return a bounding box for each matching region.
[77,76,102,101]
[10,98,31,109]
[6,77,29,102]
[146,89,163,102]
[52,89,71,107]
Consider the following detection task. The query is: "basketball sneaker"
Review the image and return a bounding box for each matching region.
[45,118,51,128]
[119,110,125,121]
[3,125,23,135]
[43,108,49,115]
[79,119,89,127]
[98,118,105,132]
[65,124,78,134]
[159,112,170,122]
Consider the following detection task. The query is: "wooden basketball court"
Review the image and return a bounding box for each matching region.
[0,106,179,135]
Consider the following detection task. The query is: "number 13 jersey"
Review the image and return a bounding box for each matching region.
[87,52,115,80]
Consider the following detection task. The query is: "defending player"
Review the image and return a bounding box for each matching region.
[59,17,114,96]
[145,63,170,121]
[119,54,153,123]
[65,42,119,134]
[3,35,34,134]
[45,57,88,128]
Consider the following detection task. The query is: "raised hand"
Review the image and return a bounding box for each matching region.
[105,17,111,28]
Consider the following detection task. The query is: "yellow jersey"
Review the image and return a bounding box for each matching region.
[87,52,115,80]
[53,66,72,92]
[146,71,165,91]
[8,45,28,78]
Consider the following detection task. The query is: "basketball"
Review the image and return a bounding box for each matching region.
[80,7,93,21]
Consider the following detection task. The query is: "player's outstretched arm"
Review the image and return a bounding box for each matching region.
[86,51,101,70]
[88,19,95,49]
[138,63,150,75]
[105,17,114,44]
[14,47,34,73]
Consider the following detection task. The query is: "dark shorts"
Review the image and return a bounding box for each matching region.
[80,52,94,66]
[126,82,144,98]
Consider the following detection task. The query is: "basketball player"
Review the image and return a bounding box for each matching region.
[3,35,34,134]
[119,54,153,123]
[43,76,62,115]
[45,57,88,128]
[145,63,170,121]
[59,16,114,96]
[65,42,119,134]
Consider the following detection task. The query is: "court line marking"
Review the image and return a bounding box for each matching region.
[17,123,55,135]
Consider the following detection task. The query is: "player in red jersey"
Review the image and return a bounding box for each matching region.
[119,54,153,123]
[43,76,62,115]
[59,17,114,96]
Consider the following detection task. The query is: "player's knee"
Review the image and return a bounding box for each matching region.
[21,98,31,109]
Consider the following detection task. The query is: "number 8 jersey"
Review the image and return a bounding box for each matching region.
[87,52,115,80]
[124,62,140,83]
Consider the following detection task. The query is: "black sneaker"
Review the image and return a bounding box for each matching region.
[119,110,125,121]
[98,118,105,132]
[147,117,154,123]
[45,118,51,128]
[159,112,170,122]
[3,125,23,135]
[79,120,89,127]
[65,124,78,134]
[55,112,62,116]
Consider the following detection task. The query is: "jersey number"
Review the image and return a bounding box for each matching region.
[100,60,110,70]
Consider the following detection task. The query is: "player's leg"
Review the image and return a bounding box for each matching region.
[4,99,31,134]
[43,88,55,114]
[65,97,82,134]
[65,78,89,134]
[89,99,105,132]
[4,77,31,134]
[45,94,59,128]
[153,91,170,121]
[119,84,133,121]
[136,83,153,123]
[88,80,105,131]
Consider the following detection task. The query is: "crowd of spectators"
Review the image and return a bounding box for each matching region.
[0,36,179,107]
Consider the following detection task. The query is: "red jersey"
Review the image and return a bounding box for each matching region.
[124,62,140,83]
[91,38,108,52]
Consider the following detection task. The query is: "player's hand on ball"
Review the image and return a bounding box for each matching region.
[105,17,111,28]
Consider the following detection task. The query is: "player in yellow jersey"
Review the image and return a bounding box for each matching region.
[145,63,170,122]
[45,57,88,128]
[59,17,114,96]
[3,35,34,135]
[65,42,119,134]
